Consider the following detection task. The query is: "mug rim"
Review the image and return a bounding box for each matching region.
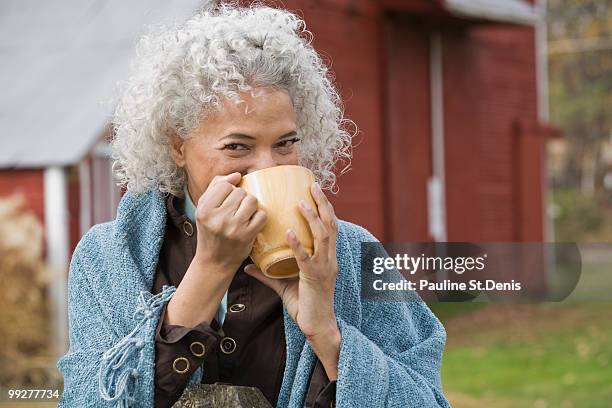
[240,164,314,182]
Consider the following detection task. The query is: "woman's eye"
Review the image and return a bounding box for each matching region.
[223,143,249,151]
[276,137,301,148]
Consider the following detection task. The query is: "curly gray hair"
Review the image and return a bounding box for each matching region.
[110,1,355,196]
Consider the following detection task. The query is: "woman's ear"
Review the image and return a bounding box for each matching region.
[168,131,187,167]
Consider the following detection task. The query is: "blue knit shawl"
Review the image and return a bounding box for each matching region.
[57,187,451,407]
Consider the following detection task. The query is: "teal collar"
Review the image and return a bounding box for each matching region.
[181,183,197,224]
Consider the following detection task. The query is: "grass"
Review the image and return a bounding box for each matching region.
[1,259,609,408]
[561,262,612,302]
[442,318,612,407]
[430,300,612,407]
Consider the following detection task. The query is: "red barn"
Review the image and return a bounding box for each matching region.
[1,0,555,353]
[281,0,557,243]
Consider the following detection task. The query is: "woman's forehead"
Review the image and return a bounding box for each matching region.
[190,90,297,140]
[208,89,295,123]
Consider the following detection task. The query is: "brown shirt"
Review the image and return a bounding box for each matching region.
[152,193,336,408]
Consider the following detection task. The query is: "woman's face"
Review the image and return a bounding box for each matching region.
[169,87,299,202]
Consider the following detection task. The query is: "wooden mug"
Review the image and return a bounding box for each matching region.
[239,165,317,279]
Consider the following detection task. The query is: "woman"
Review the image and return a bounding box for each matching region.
[57,3,451,408]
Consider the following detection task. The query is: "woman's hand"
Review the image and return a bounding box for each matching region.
[165,172,267,328]
[194,171,267,273]
[244,181,341,380]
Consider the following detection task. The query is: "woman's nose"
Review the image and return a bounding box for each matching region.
[247,152,278,173]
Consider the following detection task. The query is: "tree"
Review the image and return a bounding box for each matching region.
[547,0,612,194]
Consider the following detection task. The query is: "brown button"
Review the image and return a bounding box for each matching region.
[190,341,206,357]
[220,337,237,354]
[229,303,246,313]
[183,220,194,236]
[172,357,190,374]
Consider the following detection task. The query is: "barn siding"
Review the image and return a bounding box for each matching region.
[283,0,388,238]
[276,0,545,243]
[474,25,541,241]
[0,167,83,260]
[442,24,542,241]
[0,169,45,224]
[4,0,546,250]
[442,27,485,242]
[67,166,81,255]
[385,15,433,242]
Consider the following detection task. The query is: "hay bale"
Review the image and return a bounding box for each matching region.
[0,194,56,386]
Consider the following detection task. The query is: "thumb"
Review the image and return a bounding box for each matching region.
[244,264,286,297]
[210,172,242,187]
[224,171,242,186]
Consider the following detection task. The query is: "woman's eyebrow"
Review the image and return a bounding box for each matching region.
[275,131,297,140]
[219,131,297,141]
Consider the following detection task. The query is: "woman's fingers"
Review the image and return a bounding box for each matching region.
[200,172,242,208]
[245,208,267,233]
[287,228,311,263]
[200,182,233,209]
[219,187,247,213]
[211,172,241,187]
[310,182,337,234]
[298,199,329,255]
[234,194,259,223]
[310,182,339,262]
